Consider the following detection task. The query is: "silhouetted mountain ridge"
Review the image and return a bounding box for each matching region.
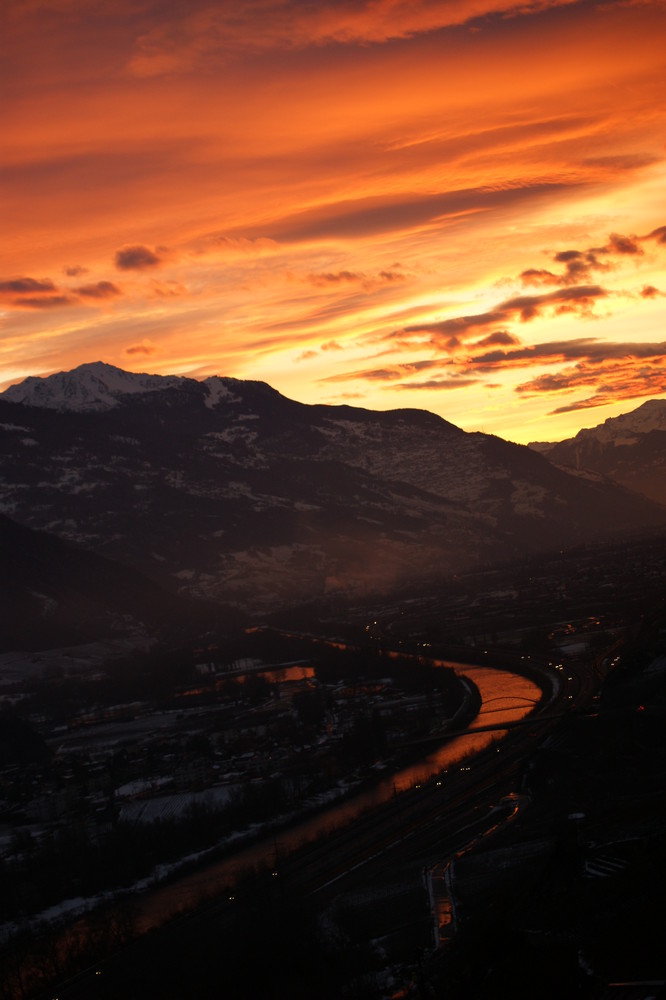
[1,363,664,612]
[529,398,666,504]
[0,513,212,650]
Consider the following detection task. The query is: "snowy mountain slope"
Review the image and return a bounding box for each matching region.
[1,364,665,610]
[529,399,666,504]
[2,361,187,411]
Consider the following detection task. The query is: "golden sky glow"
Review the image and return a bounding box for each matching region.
[2,0,666,442]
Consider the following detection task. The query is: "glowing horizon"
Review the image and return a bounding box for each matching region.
[2,0,666,443]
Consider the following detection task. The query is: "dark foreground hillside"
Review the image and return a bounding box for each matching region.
[0,514,215,649]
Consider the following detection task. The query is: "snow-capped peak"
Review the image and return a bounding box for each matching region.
[1,362,187,411]
[574,398,666,445]
[529,397,666,452]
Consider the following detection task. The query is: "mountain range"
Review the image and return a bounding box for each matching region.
[1,363,665,630]
[529,398,666,505]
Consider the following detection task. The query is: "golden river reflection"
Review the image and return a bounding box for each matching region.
[135,662,541,930]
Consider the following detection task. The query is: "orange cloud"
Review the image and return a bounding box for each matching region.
[125,340,157,356]
[545,359,666,414]
[484,339,666,374]
[520,230,650,288]
[10,295,77,310]
[321,359,444,383]
[307,269,406,288]
[3,0,666,443]
[393,376,481,391]
[397,285,609,351]
[0,274,122,310]
[646,225,666,245]
[320,340,666,423]
[0,277,58,296]
[255,182,574,245]
[124,0,583,77]
[115,245,164,271]
[75,281,122,299]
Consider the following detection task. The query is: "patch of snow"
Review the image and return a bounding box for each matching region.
[116,777,172,799]
[28,591,58,616]
[117,786,238,824]
[205,426,257,445]
[202,376,241,408]
[109,434,140,446]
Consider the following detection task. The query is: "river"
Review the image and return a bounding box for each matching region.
[133,662,542,931]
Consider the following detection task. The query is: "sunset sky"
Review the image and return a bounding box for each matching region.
[2,0,665,443]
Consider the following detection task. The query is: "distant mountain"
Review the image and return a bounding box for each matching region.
[529,399,666,505]
[2,361,188,411]
[2,362,665,612]
[0,513,210,650]
[2,360,240,412]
